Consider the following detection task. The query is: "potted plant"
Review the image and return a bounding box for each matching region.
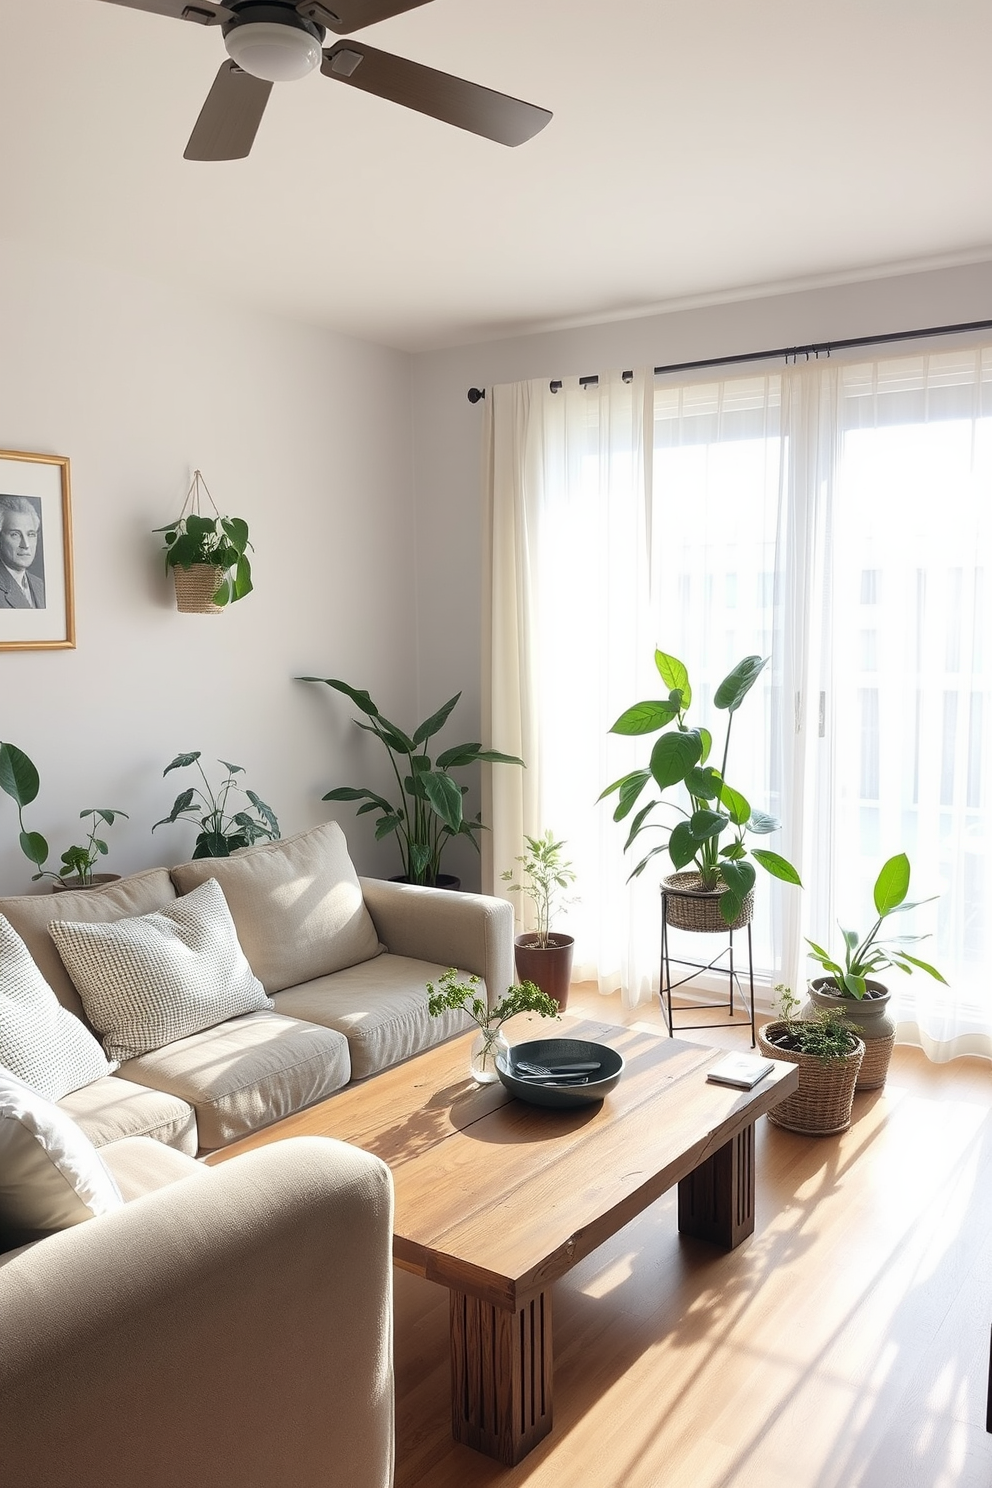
[154,470,253,613]
[600,651,802,930]
[297,676,524,886]
[42,809,130,891]
[805,851,945,1090]
[757,985,865,1134]
[426,967,560,1084]
[501,829,577,1010]
[152,753,279,858]
[0,742,128,890]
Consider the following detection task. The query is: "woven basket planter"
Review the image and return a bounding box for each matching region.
[662,871,754,933]
[173,564,227,614]
[758,1021,865,1135]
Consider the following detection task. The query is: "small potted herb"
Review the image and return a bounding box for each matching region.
[426,968,560,1084]
[152,753,279,859]
[501,829,577,1009]
[758,985,865,1135]
[0,741,128,890]
[44,809,130,891]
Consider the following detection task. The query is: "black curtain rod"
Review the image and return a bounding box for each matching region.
[465,315,992,403]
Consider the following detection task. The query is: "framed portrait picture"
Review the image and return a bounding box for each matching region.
[0,450,74,651]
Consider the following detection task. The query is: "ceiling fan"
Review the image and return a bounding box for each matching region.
[96,0,553,160]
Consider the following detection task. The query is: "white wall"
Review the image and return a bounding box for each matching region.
[410,258,992,888]
[0,240,416,894]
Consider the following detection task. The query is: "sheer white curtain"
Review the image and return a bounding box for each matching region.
[484,349,992,1058]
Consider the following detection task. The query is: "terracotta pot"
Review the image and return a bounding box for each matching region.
[513,932,574,1011]
[804,976,895,1091]
[50,873,121,894]
[661,871,754,933]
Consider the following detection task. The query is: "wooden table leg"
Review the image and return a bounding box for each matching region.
[449,1287,553,1464]
[677,1121,756,1250]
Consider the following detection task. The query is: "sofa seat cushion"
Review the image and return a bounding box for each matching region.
[0,913,116,1098]
[99,1136,204,1202]
[0,1071,124,1251]
[118,1010,352,1151]
[170,821,382,994]
[49,879,274,1064]
[60,1075,198,1156]
[272,954,475,1081]
[0,868,178,1026]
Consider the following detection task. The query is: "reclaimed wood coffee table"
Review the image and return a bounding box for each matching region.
[210,1018,797,1466]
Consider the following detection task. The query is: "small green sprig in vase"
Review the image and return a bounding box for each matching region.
[426,968,561,1084]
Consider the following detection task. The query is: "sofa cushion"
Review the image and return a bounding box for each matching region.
[99,1135,204,1202]
[272,953,475,1080]
[0,913,116,1098]
[49,878,274,1065]
[170,820,382,994]
[0,868,178,1024]
[60,1074,199,1156]
[118,1010,352,1151]
[0,1070,123,1250]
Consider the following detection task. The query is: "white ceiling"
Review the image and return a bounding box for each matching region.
[3,0,992,352]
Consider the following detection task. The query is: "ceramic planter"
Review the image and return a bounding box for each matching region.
[804,976,895,1091]
[758,1020,865,1135]
[513,932,575,1011]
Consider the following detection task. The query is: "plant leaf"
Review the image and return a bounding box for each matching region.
[18,829,48,868]
[298,678,379,718]
[421,771,464,834]
[688,808,727,842]
[0,742,41,807]
[667,820,697,869]
[893,950,947,983]
[713,655,767,712]
[873,852,910,915]
[412,694,461,746]
[718,782,751,825]
[164,752,200,775]
[374,813,403,840]
[610,699,680,735]
[650,729,703,790]
[684,766,721,800]
[245,790,279,835]
[746,808,780,835]
[751,848,802,885]
[654,652,691,710]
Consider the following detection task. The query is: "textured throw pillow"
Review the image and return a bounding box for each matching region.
[0,1069,123,1249]
[48,877,274,1064]
[169,820,383,994]
[0,913,116,1099]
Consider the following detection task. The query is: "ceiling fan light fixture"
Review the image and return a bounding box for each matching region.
[224,19,323,82]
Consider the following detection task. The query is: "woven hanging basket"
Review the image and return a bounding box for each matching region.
[661,871,754,933]
[758,1021,865,1135]
[173,564,227,615]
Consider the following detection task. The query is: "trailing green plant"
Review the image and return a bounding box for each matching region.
[766,984,860,1062]
[0,741,50,877]
[37,808,129,885]
[806,851,946,999]
[152,753,279,859]
[0,743,128,885]
[154,512,253,607]
[297,677,524,885]
[501,829,577,948]
[599,650,802,925]
[426,968,561,1032]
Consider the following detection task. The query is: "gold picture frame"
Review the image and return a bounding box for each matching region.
[0,450,75,651]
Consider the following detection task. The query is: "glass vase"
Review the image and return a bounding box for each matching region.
[470,1026,509,1084]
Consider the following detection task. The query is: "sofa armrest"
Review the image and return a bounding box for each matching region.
[0,1137,394,1488]
[359,876,514,1008]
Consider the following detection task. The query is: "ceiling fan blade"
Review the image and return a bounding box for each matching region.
[298,1,433,35]
[321,41,552,146]
[97,0,233,24]
[184,62,273,160]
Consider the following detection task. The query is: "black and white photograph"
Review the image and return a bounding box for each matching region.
[0,450,74,651]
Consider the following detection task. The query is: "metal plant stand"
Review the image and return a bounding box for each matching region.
[660,882,756,1047]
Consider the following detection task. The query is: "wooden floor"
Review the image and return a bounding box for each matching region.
[393,985,992,1488]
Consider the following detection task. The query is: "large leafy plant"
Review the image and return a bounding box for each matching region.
[152,753,279,859]
[806,852,946,999]
[297,677,523,885]
[600,650,801,925]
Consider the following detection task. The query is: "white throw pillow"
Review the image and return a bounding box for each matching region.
[0,912,116,1099]
[48,877,274,1064]
[0,1068,123,1249]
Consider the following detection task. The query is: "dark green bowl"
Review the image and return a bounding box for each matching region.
[496,1037,624,1108]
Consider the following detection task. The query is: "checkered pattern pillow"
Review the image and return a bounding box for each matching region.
[0,912,115,1099]
[48,877,273,1065]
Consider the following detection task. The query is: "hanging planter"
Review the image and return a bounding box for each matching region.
[154,470,253,615]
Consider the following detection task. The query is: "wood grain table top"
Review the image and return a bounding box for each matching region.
[210,1019,798,1310]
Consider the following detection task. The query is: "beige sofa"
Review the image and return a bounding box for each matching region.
[0,820,514,1488]
[0,819,513,1155]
